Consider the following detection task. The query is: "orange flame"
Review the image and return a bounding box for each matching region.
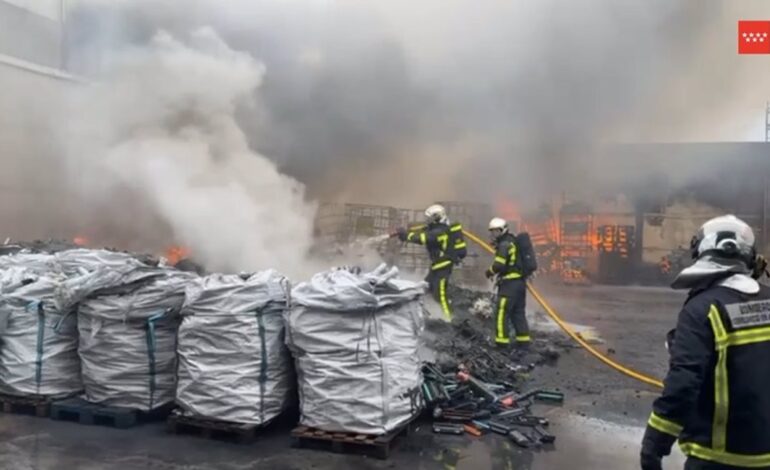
[73,236,90,247]
[165,246,191,265]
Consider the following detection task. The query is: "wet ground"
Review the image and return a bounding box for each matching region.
[0,282,689,470]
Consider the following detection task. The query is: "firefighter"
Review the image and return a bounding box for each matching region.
[485,217,529,347]
[396,204,467,321]
[641,215,770,470]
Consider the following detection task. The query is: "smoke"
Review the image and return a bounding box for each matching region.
[2,0,770,267]
[60,27,316,275]
[63,0,770,210]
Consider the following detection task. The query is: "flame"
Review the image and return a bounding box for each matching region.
[165,246,191,265]
[73,236,90,247]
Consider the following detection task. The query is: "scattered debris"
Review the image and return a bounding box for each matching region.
[426,286,569,385]
[421,363,563,448]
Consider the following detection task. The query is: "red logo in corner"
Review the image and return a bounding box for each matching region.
[739,21,770,54]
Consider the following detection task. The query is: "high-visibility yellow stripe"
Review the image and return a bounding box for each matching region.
[496,296,508,343]
[503,272,522,280]
[726,326,770,346]
[494,256,507,264]
[713,346,729,450]
[680,442,770,468]
[439,278,451,321]
[454,241,467,249]
[708,305,728,346]
[450,224,463,232]
[438,234,449,251]
[515,335,531,342]
[508,244,517,265]
[420,233,427,244]
[647,412,683,437]
[431,260,453,270]
[707,306,729,451]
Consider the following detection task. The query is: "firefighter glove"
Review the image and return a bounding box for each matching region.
[640,428,671,470]
[396,227,408,242]
[485,269,495,280]
[639,451,662,470]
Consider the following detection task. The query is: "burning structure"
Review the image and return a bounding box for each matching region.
[312,142,770,287]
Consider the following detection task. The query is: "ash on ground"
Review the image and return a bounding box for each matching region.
[424,286,571,387]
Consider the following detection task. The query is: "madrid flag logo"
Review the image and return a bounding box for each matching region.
[739,21,770,54]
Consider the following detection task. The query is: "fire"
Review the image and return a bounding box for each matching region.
[165,246,191,265]
[73,236,90,247]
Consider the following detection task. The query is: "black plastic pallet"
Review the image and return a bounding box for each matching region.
[49,398,174,429]
[0,393,54,418]
[166,413,262,443]
[290,423,412,460]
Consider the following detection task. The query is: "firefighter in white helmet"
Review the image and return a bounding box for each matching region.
[396,204,467,320]
[486,217,530,347]
[641,215,770,470]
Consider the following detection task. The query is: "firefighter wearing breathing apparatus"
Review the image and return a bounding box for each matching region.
[486,217,530,347]
[396,204,467,321]
[641,215,770,470]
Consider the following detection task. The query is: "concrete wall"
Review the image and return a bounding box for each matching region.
[0,0,63,69]
[0,0,83,240]
[0,59,79,240]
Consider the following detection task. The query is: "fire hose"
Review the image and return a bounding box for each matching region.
[460,229,665,389]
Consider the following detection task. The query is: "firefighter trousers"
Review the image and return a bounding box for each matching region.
[426,266,453,321]
[495,279,529,345]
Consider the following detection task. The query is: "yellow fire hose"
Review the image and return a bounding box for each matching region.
[461,229,665,389]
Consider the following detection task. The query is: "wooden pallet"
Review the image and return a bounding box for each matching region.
[166,413,262,443]
[0,393,54,418]
[290,422,412,460]
[49,398,174,429]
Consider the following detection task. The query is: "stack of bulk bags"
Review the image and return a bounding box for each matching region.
[286,264,425,435]
[176,270,293,424]
[0,267,82,397]
[77,271,193,411]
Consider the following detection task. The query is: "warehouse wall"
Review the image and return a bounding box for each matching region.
[0,0,79,241]
[641,200,723,264]
[0,59,80,240]
[0,0,63,69]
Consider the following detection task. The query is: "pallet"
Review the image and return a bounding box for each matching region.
[290,422,412,460]
[166,413,262,443]
[0,393,54,418]
[49,398,174,429]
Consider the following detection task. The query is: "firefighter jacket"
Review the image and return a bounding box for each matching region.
[486,232,523,295]
[405,222,466,271]
[645,277,770,468]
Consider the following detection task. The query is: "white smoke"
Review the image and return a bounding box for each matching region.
[61,28,316,276]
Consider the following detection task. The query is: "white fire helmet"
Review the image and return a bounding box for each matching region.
[425,204,448,224]
[488,217,508,234]
[690,215,755,262]
[672,215,758,291]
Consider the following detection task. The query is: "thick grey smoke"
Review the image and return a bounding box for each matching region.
[2,0,769,261]
[64,0,770,211]
[60,27,316,275]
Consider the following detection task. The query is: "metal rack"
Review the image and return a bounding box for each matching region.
[313,202,491,286]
